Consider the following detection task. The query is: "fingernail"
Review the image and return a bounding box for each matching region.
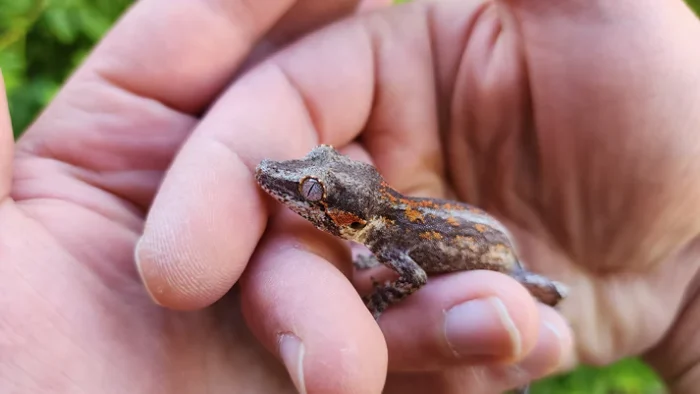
[279,333,307,394]
[542,321,576,372]
[544,322,565,371]
[444,297,521,358]
[134,236,162,306]
[516,319,572,380]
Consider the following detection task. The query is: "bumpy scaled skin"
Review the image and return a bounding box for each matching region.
[255,145,568,394]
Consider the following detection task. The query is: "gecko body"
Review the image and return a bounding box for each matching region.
[255,145,568,394]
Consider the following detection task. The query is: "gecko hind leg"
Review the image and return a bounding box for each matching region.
[362,251,427,320]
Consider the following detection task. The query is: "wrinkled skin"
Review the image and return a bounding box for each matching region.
[3,0,700,393]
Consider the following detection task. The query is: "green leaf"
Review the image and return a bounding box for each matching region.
[0,0,35,16]
[688,0,700,15]
[78,7,111,41]
[43,8,78,43]
[0,45,26,93]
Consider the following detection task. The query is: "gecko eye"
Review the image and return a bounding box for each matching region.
[299,177,324,202]
[350,222,366,230]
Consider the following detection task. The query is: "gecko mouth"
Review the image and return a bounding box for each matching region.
[254,160,285,196]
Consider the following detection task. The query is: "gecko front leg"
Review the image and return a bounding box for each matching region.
[362,249,427,320]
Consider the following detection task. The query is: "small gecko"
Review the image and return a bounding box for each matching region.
[255,145,568,394]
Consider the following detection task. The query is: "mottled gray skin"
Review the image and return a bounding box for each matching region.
[255,145,568,394]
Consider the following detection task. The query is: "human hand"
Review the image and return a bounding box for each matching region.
[128,0,699,392]
[2,1,400,393]
[5,1,700,394]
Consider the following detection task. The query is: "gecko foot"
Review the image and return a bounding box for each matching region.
[359,251,427,320]
[358,275,392,320]
[364,297,386,320]
[363,276,426,321]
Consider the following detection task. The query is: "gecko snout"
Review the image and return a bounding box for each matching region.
[255,159,274,180]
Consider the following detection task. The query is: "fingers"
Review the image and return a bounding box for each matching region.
[25,0,376,120]
[71,0,370,114]
[135,15,376,309]
[241,0,393,68]
[357,2,448,198]
[0,73,12,199]
[377,273,574,393]
[265,0,391,45]
[376,270,573,373]
[16,0,376,210]
[25,0,298,143]
[239,209,388,394]
[135,0,485,310]
[239,228,573,393]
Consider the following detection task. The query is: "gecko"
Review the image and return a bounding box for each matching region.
[255,145,568,394]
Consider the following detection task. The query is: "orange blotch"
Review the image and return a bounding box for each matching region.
[397,197,440,210]
[404,207,424,223]
[328,209,366,227]
[419,231,443,240]
[380,184,399,203]
[417,200,438,208]
[474,224,487,233]
[441,202,466,211]
[446,217,460,226]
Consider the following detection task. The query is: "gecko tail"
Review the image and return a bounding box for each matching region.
[512,268,569,308]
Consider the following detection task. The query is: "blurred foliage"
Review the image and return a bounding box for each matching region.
[1,0,700,393]
[533,357,666,394]
[1,0,132,136]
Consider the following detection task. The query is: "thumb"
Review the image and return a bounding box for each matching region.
[0,71,13,200]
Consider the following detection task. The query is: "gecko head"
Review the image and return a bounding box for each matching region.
[255,145,385,240]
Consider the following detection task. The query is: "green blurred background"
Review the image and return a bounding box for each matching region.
[2,0,699,393]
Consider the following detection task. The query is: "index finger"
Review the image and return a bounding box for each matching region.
[17,0,377,187]
[134,0,481,309]
[134,13,377,309]
[40,0,373,116]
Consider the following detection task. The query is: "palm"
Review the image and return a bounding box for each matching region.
[3,0,381,392]
[440,0,700,365]
[8,106,299,393]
